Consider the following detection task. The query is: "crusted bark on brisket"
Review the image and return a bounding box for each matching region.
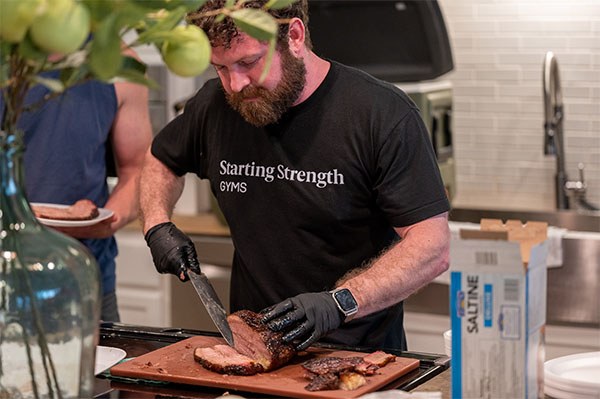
[305,372,339,391]
[302,356,364,375]
[228,310,296,371]
[194,310,296,376]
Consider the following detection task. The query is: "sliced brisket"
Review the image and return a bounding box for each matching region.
[194,310,296,376]
[302,356,364,375]
[305,372,339,391]
[32,199,99,221]
[362,350,396,367]
[193,345,263,376]
[301,351,396,392]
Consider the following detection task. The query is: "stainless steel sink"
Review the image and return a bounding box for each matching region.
[405,207,600,328]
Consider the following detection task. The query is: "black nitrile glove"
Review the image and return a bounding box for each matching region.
[144,222,201,282]
[261,292,342,351]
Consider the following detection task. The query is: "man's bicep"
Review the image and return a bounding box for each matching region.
[394,211,449,240]
[112,82,153,169]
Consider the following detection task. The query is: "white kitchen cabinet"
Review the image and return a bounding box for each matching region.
[113,229,233,330]
[114,230,172,327]
[404,312,450,355]
[404,312,600,360]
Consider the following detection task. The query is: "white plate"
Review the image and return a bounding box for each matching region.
[545,375,600,397]
[544,384,598,399]
[545,352,600,394]
[32,202,114,227]
[95,345,126,375]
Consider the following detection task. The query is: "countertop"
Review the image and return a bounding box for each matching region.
[413,368,450,397]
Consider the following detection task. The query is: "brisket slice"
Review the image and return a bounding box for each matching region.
[305,372,339,392]
[302,351,396,392]
[194,310,296,376]
[302,356,364,375]
[362,350,396,367]
[193,345,263,376]
[304,370,367,391]
[32,199,99,221]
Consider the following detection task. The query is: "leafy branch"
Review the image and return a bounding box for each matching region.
[1,0,296,136]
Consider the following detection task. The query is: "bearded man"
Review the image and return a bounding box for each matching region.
[140,0,450,351]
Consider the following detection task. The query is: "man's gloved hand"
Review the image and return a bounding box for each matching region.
[144,222,201,282]
[261,292,342,351]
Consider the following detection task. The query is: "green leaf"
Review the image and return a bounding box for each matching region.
[112,4,150,31]
[81,0,121,23]
[31,76,65,93]
[114,69,159,90]
[231,8,278,42]
[225,0,236,7]
[88,14,123,80]
[264,0,297,10]
[58,66,90,87]
[48,50,88,70]
[131,0,205,11]
[121,55,147,75]
[135,7,188,45]
[259,37,276,83]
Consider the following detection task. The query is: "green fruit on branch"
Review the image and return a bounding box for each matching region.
[0,0,44,42]
[161,25,211,77]
[30,0,91,54]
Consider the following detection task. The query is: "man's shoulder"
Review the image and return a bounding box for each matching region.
[330,61,416,110]
[186,78,227,110]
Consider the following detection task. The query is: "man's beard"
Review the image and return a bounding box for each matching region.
[226,48,306,127]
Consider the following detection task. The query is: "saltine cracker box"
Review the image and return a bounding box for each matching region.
[450,219,549,399]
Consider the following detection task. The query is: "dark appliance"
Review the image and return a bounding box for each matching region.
[307,0,454,82]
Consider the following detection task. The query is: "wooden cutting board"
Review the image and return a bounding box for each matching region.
[109,336,420,398]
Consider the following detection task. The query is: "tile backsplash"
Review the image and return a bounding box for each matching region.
[437,0,600,212]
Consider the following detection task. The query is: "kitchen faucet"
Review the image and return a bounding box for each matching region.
[542,51,598,211]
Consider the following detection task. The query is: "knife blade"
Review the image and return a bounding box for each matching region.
[188,270,234,347]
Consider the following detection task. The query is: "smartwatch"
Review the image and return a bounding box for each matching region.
[330,288,358,323]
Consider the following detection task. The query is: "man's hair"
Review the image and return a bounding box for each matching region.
[188,0,312,50]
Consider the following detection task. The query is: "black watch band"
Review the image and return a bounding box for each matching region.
[330,288,359,323]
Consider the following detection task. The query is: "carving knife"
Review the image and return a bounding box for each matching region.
[188,270,234,346]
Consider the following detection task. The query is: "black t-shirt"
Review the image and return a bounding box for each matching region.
[152,61,450,350]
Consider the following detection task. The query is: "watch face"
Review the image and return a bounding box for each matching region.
[333,288,358,314]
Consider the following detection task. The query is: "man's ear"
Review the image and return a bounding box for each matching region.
[287,17,305,56]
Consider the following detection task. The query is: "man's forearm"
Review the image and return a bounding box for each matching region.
[105,165,141,231]
[139,150,185,234]
[339,212,450,318]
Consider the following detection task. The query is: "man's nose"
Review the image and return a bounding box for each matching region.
[228,70,250,93]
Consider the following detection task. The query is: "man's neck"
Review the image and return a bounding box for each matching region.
[294,52,330,106]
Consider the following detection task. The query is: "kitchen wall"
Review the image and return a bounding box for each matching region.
[437,0,600,211]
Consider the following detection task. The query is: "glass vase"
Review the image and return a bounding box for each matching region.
[0,130,101,399]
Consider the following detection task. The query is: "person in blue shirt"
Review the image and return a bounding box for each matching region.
[8,62,153,322]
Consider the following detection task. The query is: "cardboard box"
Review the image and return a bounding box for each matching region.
[450,219,549,399]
